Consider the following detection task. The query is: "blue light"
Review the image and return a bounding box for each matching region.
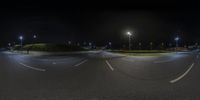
[33,35,37,39]
[19,36,23,40]
[175,37,179,41]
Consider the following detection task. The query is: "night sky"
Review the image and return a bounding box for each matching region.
[0,0,200,47]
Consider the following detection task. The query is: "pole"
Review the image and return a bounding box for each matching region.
[176,40,178,53]
[129,35,131,50]
[21,39,23,49]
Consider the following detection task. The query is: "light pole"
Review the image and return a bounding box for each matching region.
[68,41,71,45]
[33,34,37,40]
[150,42,153,50]
[109,42,112,49]
[127,32,132,50]
[33,35,37,44]
[19,36,23,48]
[175,36,179,52]
[161,42,164,49]
[89,42,92,49]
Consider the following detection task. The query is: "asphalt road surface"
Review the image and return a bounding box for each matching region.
[0,50,200,100]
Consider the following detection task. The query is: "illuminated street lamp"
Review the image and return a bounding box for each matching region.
[150,42,153,50]
[19,36,23,48]
[126,32,132,50]
[175,36,179,52]
[161,42,164,49]
[33,35,37,44]
[33,35,37,39]
[68,41,71,45]
[89,42,92,49]
[89,42,92,46]
[108,42,112,49]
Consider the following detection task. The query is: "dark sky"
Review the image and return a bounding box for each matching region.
[0,0,200,46]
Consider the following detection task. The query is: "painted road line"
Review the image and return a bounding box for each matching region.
[170,63,195,83]
[52,62,57,64]
[106,60,114,71]
[18,62,46,71]
[74,59,88,67]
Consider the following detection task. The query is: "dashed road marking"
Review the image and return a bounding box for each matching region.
[170,63,195,83]
[74,59,88,67]
[106,60,114,71]
[18,62,46,72]
[52,62,57,64]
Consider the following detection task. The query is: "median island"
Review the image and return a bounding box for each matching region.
[111,50,174,56]
[11,43,86,56]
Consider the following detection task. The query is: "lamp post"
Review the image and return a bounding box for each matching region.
[150,42,153,50]
[19,36,23,48]
[161,42,164,49]
[89,42,92,49]
[33,34,37,40]
[108,42,112,49]
[33,35,37,39]
[68,41,71,45]
[33,35,37,44]
[175,36,179,52]
[127,32,132,50]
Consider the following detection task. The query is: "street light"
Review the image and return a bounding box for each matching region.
[68,41,71,45]
[108,42,112,49]
[33,35,37,44]
[33,35,37,39]
[19,36,23,48]
[89,42,92,49]
[175,36,179,52]
[150,42,153,50]
[126,32,132,50]
[161,42,164,49]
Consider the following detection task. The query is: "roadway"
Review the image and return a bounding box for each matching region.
[0,50,200,100]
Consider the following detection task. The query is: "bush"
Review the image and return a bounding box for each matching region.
[13,45,22,50]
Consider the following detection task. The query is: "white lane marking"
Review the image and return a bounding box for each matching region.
[170,63,195,83]
[74,59,88,67]
[18,62,46,72]
[106,60,114,71]
[52,62,56,64]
